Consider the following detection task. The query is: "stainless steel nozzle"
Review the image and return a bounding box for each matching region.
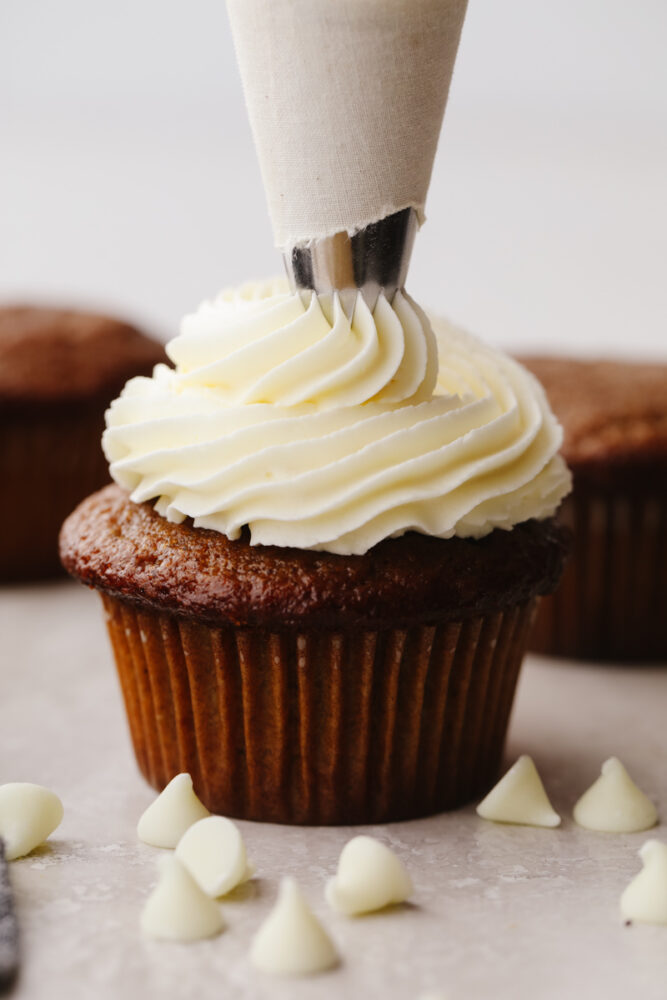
[283,207,418,317]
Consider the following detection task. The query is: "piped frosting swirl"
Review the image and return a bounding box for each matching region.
[103,281,570,555]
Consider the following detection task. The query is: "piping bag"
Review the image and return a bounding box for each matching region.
[227,0,468,315]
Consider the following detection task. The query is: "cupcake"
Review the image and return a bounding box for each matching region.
[60,288,570,824]
[0,305,165,581]
[518,355,667,661]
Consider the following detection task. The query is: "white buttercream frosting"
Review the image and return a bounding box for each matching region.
[104,280,570,556]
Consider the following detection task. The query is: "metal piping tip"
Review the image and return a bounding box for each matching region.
[283,207,418,319]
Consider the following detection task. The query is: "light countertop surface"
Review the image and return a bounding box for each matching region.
[2,579,666,1000]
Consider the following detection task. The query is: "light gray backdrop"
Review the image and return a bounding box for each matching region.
[2,0,666,355]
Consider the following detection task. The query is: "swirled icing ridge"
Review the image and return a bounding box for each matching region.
[103,281,571,555]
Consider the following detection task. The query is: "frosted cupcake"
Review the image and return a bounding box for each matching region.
[61,0,570,822]
[60,283,570,823]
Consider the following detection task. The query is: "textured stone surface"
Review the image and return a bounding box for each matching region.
[2,579,667,999]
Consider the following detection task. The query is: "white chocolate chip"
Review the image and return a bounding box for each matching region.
[137,773,209,849]
[0,783,64,861]
[325,835,412,916]
[620,840,667,925]
[141,855,225,941]
[476,755,560,828]
[175,816,253,897]
[250,877,339,976]
[574,757,658,833]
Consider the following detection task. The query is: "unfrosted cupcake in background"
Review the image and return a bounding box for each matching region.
[60,285,570,824]
[517,356,667,662]
[0,305,165,581]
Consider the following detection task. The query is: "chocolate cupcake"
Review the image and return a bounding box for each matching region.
[61,484,566,825]
[519,356,667,661]
[0,306,165,580]
[61,290,570,824]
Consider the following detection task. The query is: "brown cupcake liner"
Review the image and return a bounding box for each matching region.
[101,593,537,824]
[529,490,667,661]
[0,411,110,581]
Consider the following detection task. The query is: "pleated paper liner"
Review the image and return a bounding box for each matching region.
[102,594,537,825]
[528,489,667,662]
[0,409,109,581]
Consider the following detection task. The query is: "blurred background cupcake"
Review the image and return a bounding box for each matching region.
[518,356,667,661]
[0,305,164,580]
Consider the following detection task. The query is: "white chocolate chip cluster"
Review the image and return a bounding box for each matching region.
[137,773,413,975]
[476,754,666,927]
[4,754,665,990]
[476,754,657,833]
[134,758,667,971]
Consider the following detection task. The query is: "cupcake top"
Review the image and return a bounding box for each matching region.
[519,356,667,491]
[103,281,570,556]
[518,357,667,464]
[0,306,164,413]
[59,482,568,628]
